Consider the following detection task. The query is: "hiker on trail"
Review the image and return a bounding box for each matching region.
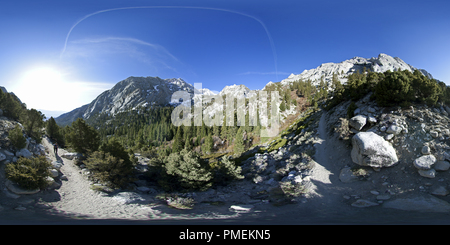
[54,142,58,155]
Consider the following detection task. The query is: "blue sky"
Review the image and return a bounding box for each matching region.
[1,0,449,118]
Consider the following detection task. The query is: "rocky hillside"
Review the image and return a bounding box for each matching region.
[280,53,435,87]
[55,76,244,126]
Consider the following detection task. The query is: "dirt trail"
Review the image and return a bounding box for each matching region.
[38,137,248,222]
[305,111,354,207]
[41,137,158,220]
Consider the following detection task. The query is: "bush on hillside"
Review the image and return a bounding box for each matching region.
[9,124,27,149]
[157,149,213,192]
[327,69,447,110]
[213,155,244,184]
[5,156,51,190]
[85,151,135,189]
[374,70,413,107]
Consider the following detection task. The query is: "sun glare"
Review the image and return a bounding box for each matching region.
[12,66,111,115]
[14,66,68,111]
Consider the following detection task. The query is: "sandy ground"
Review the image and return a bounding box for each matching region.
[3,112,450,224]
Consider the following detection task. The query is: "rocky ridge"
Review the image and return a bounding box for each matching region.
[280,53,435,87]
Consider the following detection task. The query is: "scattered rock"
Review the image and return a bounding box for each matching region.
[50,169,59,178]
[61,152,82,160]
[386,125,402,135]
[15,148,32,158]
[112,192,146,204]
[136,186,151,193]
[430,130,439,138]
[51,161,63,170]
[421,146,431,155]
[349,115,367,131]
[351,199,379,208]
[351,132,398,168]
[46,176,61,189]
[230,204,254,212]
[370,190,380,195]
[418,169,436,178]
[413,155,436,170]
[376,194,391,200]
[15,206,26,211]
[0,152,6,162]
[383,195,450,212]
[384,134,394,141]
[368,116,377,124]
[434,161,450,171]
[339,167,358,183]
[5,180,40,195]
[431,186,449,196]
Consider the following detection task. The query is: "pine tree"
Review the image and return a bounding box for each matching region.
[46,117,59,140]
[202,133,214,154]
[234,127,245,155]
[172,126,184,154]
[66,118,100,154]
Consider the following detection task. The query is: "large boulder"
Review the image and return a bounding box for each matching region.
[0,152,6,162]
[5,180,40,195]
[349,115,367,131]
[15,148,32,159]
[61,152,82,160]
[351,132,398,168]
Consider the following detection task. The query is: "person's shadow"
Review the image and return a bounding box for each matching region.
[54,151,64,164]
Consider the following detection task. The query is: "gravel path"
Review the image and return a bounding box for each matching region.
[41,137,159,220]
[38,137,249,222]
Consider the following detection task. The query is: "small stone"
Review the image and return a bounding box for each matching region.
[430,130,439,138]
[339,167,358,183]
[413,155,436,170]
[431,186,449,196]
[15,206,26,211]
[386,125,402,135]
[421,146,431,155]
[418,169,436,178]
[230,205,254,212]
[385,134,394,140]
[435,161,450,171]
[370,190,380,195]
[50,169,59,178]
[351,199,379,208]
[377,194,391,200]
[51,161,63,170]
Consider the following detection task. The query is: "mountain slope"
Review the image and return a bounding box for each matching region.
[56,76,195,125]
[56,53,436,126]
[55,77,249,126]
[280,53,434,87]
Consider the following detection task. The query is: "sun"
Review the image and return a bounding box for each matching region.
[22,67,62,87]
[14,66,67,111]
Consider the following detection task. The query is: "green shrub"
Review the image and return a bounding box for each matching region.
[347,101,358,118]
[374,70,413,107]
[213,155,244,184]
[85,151,135,189]
[5,156,51,190]
[266,138,287,153]
[159,149,213,192]
[65,118,100,154]
[9,124,26,149]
